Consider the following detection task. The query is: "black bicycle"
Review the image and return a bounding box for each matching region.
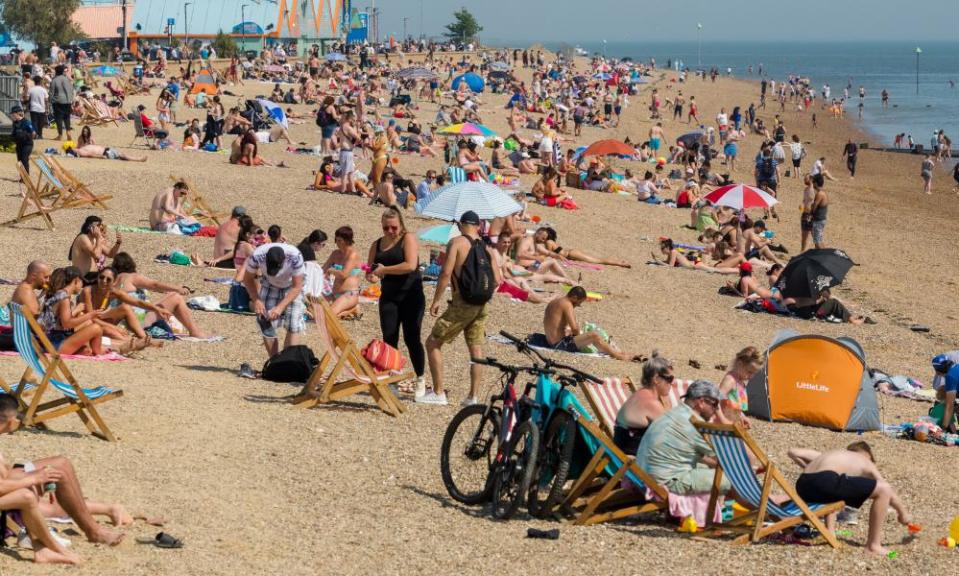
[439,354,543,520]
[494,332,603,519]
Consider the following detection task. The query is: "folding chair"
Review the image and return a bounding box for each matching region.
[560,413,670,525]
[581,377,635,438]
[7,303,124,442]
[167,176,227,226]
[3,162,56,230]
[293,297,408,417]
[447,166,467,184]
[130,114,156,148]
[77,97,117,127]
[44,156,112,209]
[693,420,843,548]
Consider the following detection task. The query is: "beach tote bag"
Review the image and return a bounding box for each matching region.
[362,339,407,372]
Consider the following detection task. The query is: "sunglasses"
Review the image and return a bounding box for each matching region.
[98,275,114,282]
[658,372,675,383]
[382,225,400,232]
[702,397,719,408]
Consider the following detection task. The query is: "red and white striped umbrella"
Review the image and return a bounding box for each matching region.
[704,183,779,210]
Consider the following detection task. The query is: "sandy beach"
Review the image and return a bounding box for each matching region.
[1,51,958,575]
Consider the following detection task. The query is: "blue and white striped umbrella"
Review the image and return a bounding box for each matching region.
[415,181,522,221]
[395,66,438,80]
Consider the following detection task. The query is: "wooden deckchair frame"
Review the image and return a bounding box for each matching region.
[167,176,227,226]
[45,156,112,210]
[10,305,123,442]
[293,297,408,417]
[76,96,118,127]
[560,414,670,525]
[3,162,57,230]
[580,377,636,438]
[693,420,843,548]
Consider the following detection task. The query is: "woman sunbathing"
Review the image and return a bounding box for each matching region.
[81,267,166,351]
[38,267,106,355]
[490,140,520,176]
[534,226,631,268]
[656,238,737,274]
[112,252,209,338]
[531,167,569,205]
[323,226,363,317]
[312,160,372,197]
[457,140,490,181]
[514,234,579,282]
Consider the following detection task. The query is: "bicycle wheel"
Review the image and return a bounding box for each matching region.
[528,410,577,519]
[490,419,540,520]
[440,403,500,505]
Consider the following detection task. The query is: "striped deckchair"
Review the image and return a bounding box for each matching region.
[693,420,843,548]
[581,377,635,438]
[447,166,466,184]
[7,303,123,441]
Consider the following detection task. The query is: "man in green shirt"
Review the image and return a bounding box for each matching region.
[636,380,729,495]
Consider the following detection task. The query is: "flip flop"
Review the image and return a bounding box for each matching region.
[152,532,183,549]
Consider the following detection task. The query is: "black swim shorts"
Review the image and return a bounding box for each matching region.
[795,471,876,509]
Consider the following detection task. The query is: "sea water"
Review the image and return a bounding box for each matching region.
[543,41,959,146]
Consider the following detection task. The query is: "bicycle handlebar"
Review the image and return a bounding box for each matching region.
[498,330,602,384]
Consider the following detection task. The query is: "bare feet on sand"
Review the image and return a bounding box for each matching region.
[108,504,134,527]
[865,543,889,556]
[34,545,82,565]
[89,526,125,546]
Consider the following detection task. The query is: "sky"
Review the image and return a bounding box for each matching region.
[370,0,956,44]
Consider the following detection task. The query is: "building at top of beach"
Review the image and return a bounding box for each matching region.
[73,0,355,56]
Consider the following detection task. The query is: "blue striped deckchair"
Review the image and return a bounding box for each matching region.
[559,412,669,526]
[43,155,112,210]
[693,420,843,548]
[447,166,466,184]
[8,303,123,441]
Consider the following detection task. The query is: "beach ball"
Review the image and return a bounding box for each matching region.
[656,157,666,166]
[950,517,959,541]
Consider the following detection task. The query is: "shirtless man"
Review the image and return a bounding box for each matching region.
[740,220,784,266]
[149,181,197,233]
[11,260,51,315]
[648,122,665,156]
[531,287,638,360]
[73,144,146,162]
[788,442,912,555]
[204,206,246,268]
[425,211,501,406]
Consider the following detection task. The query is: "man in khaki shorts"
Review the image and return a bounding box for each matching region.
[423,211,500,406]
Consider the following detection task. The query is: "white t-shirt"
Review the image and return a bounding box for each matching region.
[27,85,48,113]
[716,112,728,127]
[790,142,804,161]
[811,159,824,176]
[246,243,305,289]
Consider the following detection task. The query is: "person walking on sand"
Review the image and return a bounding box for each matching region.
[788,442,912,556]
[424,211,501,406]
[921,154,934,194]
[842,139,858,179]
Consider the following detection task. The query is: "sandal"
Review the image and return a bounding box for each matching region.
[137,532,183,549]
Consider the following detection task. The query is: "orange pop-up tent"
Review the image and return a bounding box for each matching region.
[746,330,880,431]
[189,69,219,96]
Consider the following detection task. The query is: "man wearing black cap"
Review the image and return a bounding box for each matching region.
[242,238,306,357]
[10,105,34,175]
[424,210,501,406]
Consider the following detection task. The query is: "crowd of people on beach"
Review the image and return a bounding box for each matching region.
[3,37,957,565]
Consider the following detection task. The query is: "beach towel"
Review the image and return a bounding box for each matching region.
[0,350,129,362]
[204,277,236,285]
[487,333,609,358]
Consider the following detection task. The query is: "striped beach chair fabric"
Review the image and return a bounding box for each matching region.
[693,421,844,548]
[447,166,467,184]
[7,303,123,441]
[581,377,636,437]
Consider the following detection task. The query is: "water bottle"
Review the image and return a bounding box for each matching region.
[43,466,57,498]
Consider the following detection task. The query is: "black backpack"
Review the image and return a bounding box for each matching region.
[759,158,776,181]
[261,345,319,383]
[315,108,330,127]
[456,238,496,305]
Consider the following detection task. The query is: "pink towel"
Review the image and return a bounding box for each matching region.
[0,351,129,362]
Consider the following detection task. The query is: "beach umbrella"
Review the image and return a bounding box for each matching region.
[395,66,438,80]
[581,139,636,158]
[451,72,485,93]
[488,70,510,81]
[593,72,612,81]
[256,98,288,128]
[677,131,706,148]
[437,122,496,137]
[325,52,347,62]
[703,184,778,210]
[489,61,511,72]
[417,223,461,245]
[90,65,121,77]
[415,181,522,221]
[775,249,856,300]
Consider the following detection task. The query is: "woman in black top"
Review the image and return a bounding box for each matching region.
[367,207,426,391]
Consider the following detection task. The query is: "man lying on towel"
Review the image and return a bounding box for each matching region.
[528,287,641,361]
